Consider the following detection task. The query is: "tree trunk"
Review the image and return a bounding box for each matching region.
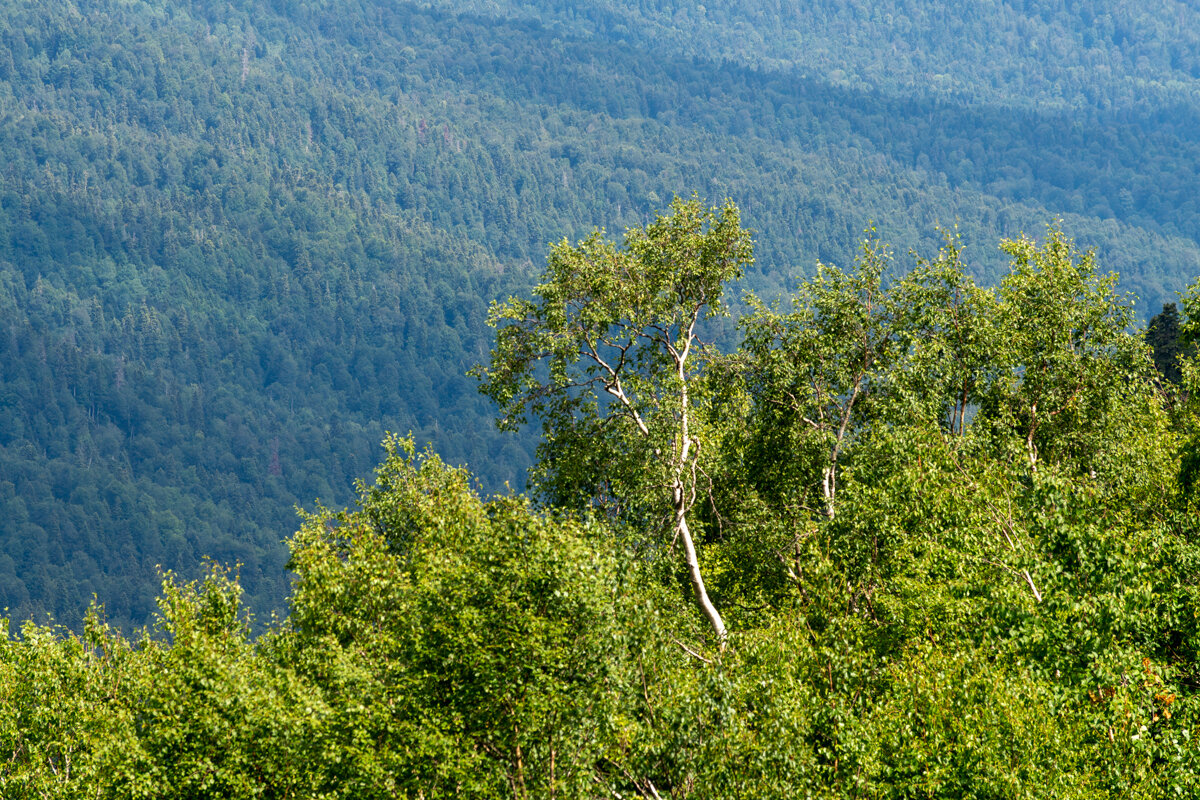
[675,481,727,649]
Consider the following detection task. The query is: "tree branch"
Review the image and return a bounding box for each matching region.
[580,338,651,437]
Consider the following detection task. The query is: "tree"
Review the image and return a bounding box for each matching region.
[738,236,904,520]
[475,196,753,647]
[1173,279,1200,495]
[1146,302,1182,384]
[0,613,139,798]
[884,232,997,436]
[280,436,672,797]
[978,226,1153,478]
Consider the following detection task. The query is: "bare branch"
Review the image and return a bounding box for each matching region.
[580,338,651,437]
[1023,569,1044,603]
[672,637,713,664]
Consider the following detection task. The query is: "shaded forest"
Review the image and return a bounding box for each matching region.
[3,0,1200,628]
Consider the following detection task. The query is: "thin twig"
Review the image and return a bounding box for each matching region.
[672,637,712,664]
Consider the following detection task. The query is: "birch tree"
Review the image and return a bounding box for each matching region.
[475,197,752,648]
[739,237,903,520]
[981,226,1148,475]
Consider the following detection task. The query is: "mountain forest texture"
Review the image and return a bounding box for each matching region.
[3,196,1200,797]
[6,0,1200,629]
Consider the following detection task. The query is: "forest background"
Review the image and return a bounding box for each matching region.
[4,0,1200,628]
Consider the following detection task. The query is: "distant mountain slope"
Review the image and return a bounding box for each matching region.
[2,0,1198,628]
[436,0,1200,110]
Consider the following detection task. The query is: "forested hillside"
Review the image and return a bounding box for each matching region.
[444,0,1200,110]
[3,0,1200,628]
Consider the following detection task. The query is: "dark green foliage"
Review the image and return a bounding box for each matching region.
[1147,303,1182,383]
[7,0,1200,627]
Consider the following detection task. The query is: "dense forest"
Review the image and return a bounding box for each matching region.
[2,198,1198,796]
[4,0,1200,629]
